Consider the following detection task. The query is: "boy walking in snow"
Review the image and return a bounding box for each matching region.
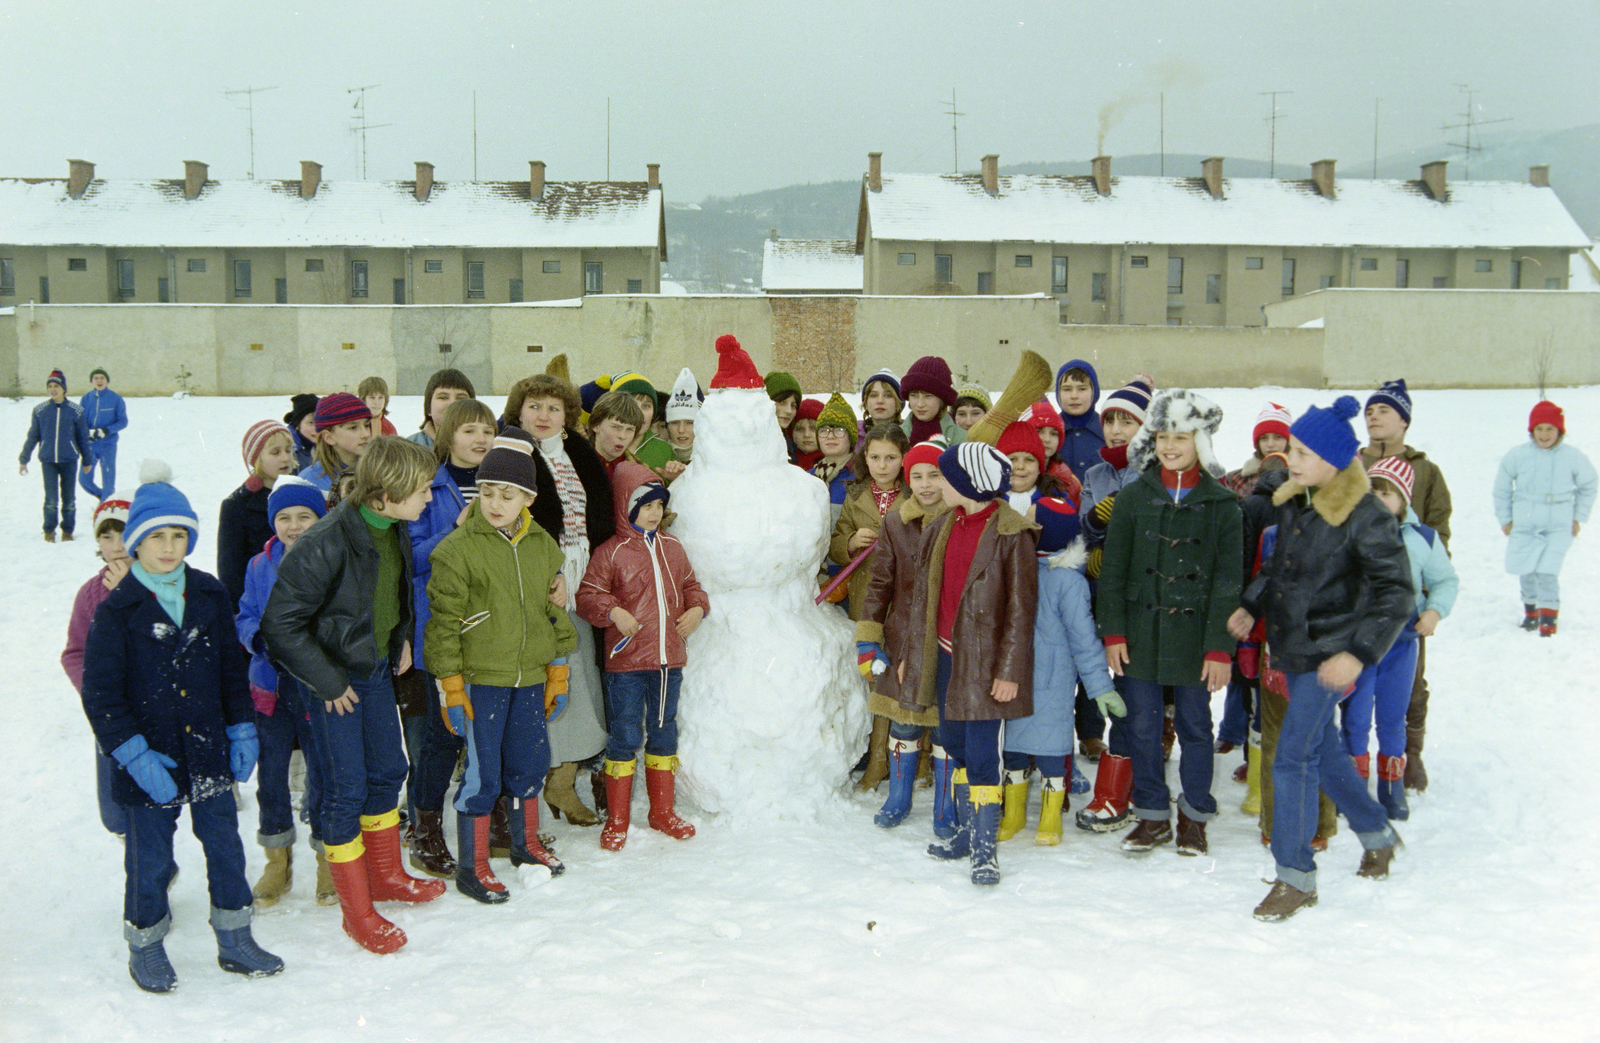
[18,368,94,541]
[79,367,128,500]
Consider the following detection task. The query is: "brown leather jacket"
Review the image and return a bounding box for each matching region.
[854,496,945,705]
[899,502,1039,722]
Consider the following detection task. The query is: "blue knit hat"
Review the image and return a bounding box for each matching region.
[1290,396,1362,471]
[1366,379,1412,427]
[124,460,200,556]
[860,368,901,402]
[46,368,66,391]
[267,475,328,522]
[938,442,1012,503]
[628,481,670,527]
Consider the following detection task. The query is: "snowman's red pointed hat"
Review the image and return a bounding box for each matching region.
[710,334,764,390]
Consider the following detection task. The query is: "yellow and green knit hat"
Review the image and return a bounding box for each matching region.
[816,393,859,448]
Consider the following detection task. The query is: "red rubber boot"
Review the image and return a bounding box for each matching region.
[362,810,446,903]
[644,755,696,840]
[326,841,406,954]
[600,760,634,852]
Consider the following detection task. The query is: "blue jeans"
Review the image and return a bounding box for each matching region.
[1341,637,1419,760]
[41,460,79,534]
[454,684,551,817]
[95,748,128,836]
[605,668,682,762]
[1123,677,1217,821]
[124,792,252,929]
[1217,675,1251,746]
[79,441,116,500]
[1003,751,1067,777]
[305,661,408,846]
[1274,672,1399,892]
[411,672,465,814]
[934,651,1004,787]
[256,679,321,844]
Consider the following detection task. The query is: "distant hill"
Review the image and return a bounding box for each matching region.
[662,126,1599,294]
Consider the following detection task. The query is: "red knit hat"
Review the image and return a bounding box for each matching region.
[795,397,824,423]
[1021,399,1065,442]
[1253,402,1293,447]
[1367,455,1415,504]
[996,420,1048,470]
[902,440,945,482]
[899,356,958,407]
[314,392,372,431]
[710,334,763,389]
[1528,400,1565,434]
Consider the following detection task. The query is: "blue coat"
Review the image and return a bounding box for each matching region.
[1400,510,1459,629]
[236,537,286,692]
[1006,542,1115,757]
[80,567,253,807]
[19,397,93,465]
[80,387,128,444]
[1493,440,1597,576]
[1054,358,1104,481]
[408,463,469,674]
[299,458,335,493]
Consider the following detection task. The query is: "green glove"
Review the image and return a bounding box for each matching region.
[1094,689,1126,718]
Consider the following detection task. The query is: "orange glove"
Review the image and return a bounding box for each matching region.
[544,658,570,718]
[437,675,472,736]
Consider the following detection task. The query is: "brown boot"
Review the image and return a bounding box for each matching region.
[1175,811,1208,856]
[1161,706,1177,762]
[1357,834,1403,879]
[61,531,75,542]
[544,762,599,826]
[1404,728,1428,792]
[854,716,891,792]
[590,765,609,814]
[252,845,292,906]
[408,809,457,878]
[1079,737,1108,761]
[1121,817,1173,852]
[489,796,513,856]
[314,847,338,906]
[44,531,56,543]
[1253,880,1318,922]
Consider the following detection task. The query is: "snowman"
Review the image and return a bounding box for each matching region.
[669,335,867,822]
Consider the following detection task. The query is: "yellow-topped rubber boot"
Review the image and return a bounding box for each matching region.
[1035,777,1065,846]
[997,768,1030,842]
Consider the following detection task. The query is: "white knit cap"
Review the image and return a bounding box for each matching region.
[665,367,702,423]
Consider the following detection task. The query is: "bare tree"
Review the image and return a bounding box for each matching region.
[1531,328,1557,398]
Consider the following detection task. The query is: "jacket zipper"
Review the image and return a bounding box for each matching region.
[646,535,672,727]
[511,533,527,687]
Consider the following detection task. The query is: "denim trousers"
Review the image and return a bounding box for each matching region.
[124,792,252,929]
[411,671,465,814]
[79,441,116,500]
[41,461,79,534]
[605,667,682,762]
[305,661,408,846]
[1122,676,1217,821]
[1273,671,1399,892]
[95,747,128,836]
[454,683,551,817]
[1341,637,1419,761]
[934,651,1004,787]
[256,678,322,844]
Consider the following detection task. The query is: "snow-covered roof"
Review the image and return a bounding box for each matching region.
[761,239,863,291]
[862,172,1589,250]
[0,176,664,250]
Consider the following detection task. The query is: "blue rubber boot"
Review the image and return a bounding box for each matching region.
[211,906,285,978]
[927,770,971,860]
[1070,759,1091,795]
[968,787,1003,886]
[874,740,919,828]
[126,916,177,993]
[931,752,958,840]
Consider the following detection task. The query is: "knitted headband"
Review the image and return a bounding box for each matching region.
[242,420,292,471]
[938,442,1011,503]
[1366,455,1415,503]
[314,392,371,431]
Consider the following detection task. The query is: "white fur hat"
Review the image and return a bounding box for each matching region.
[1126,389,1226,477]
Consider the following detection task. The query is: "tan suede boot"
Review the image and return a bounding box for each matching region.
[252,846,292,906]
[854,716,891,792]
[314,847,338,907]
[545,762,599,826]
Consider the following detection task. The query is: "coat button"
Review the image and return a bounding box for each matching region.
[179,689,186,697]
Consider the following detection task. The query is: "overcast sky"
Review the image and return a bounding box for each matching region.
[12,0,1596,200]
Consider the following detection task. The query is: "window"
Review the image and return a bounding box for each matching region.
[341,342,355,351]
[626,278,642,293]
[976,272,994,295]
[1432,276,1448,288]
[1129,255,1148,268]
[1396,259,1410,289]
[526,345,543,353]
[1015,255,1033,268]
[1051,256,1067,294]
[1474,259,1493,273]
[1091,272,1107,302]
[1205,273,1221,304]
[438,343,452,353]
[509,278,523,302]
[423,259,443,274]
[1360,257,1378,271]
[542,259,561,274]
[350,260,368,298]
[392,278,406,304]
[1281,259,1296,296]
[466,261,485,299]
[157,277,169,302]
[0,259,13,295]
[897,253,916,266]
[116,260,134,297]
[277,278,289,304]
[304,258,325,273]
[1545,277,1560,290]
[584,262,603,294]
[1320,275,1335,289]
[934,254,953,283]
[234,259,252,298]
[39,276,49,302]
[1244,256,1264,270]
[1167,257,1184,295]
[67,258,87,271]
[1167,317,1182,326]
[187,258,206,273]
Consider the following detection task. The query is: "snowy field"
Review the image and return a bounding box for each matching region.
[2,386,1596,1042]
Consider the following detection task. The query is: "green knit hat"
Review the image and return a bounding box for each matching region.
[764,370,802,402]
[816,393,859,448]
[955,383,992,412]
[90,367,110,383]
[610,371,657,399]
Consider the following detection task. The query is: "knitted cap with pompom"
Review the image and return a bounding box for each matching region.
[124,459,200,556]
[1290,395,1362,470]
[710,334,764,389]
[1367,455,1416,504]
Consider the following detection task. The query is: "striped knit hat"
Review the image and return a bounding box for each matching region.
[902,440,945,481]
[955,384,993,412]
[1366,455,1415,504]
[314,392,371,432]
[242,419,293,470]
[124,460,199,556]
[1366,379,1412,426]
[1252,402,1293,447]
[1101,375,1156,423]
[860,368,902,403]
[610,372,657,400]
[94,489,135,534]
[46,369,67,391]
[939,442,1011,503]
[476,428,539,496]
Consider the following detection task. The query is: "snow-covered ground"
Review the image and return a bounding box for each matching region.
[2,387,1595,1042]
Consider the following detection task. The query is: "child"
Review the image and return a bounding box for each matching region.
[899,355,966,445]
[1495,400,1595,637]
[664,367,702,466]
[813,393,860,530]
[80,463,282,991]
[953,385,992,431]
[589,390,646,482]
[427,429,578,901]
[766,369,803,462]
[1346,456,1458,820]
[359,376,399,437]
[578,469,710,851]
[301,393,373,494]
[218,420,298,609]
[855,442,948,830]
[997,420,1079,555]
[79,366,128,500]
[1223,402,1293,496]
[1020,401,1082,507]
[611,372,682,480]
[261,437,445,955]
[284,393,319,472]
[234,475,329,906]
[792,398,823,470]
[1230,396,1411,921]
[18,368,93,542]
[898,442,1039,886]
[1097,390,1241,857]
[858,368,903,440]
[62,492,135,839]
[408,368,476,450]
[1053,359,1104,481]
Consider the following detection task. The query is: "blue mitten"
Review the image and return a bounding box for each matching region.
[226,722,259,782]
[111,735,179,804]
[856,641,890,678]
[549,693,569,723]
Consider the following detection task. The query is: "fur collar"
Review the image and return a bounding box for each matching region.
[1272,459,1370,526]
[1045,538,1088,572]
[993,500,1041,537]
[897,495,947,525]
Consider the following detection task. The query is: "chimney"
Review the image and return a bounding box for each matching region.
[981,154,999,195]
[67,159,94,199]
[300,160,321,199]
[1311,158,1337,199]
[184,160,207,200]
[1421,160,1448,201]
[1092,155,1111,196]
[1201,156,1224,199]
[867,151,882,192]
[414,161,434,201]
[1529,165,1550,188]
[530,160,545,200]
[647,163,660,188]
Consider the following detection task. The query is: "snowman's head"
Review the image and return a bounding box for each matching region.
[693,388,788,470]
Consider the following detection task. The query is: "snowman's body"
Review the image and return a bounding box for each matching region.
[669,388,867,820]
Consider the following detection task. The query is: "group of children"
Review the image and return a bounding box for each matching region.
[44,345,1597,987]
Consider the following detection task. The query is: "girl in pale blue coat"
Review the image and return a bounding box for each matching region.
[999,540,1121,845]
[1494,400,1596,637]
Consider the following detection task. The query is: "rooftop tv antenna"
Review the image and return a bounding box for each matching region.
[347,85,391,180]
[1442,86,1512,179]
[1259,90,1293,178]
[941,88,965,173]
[223,85,277,179]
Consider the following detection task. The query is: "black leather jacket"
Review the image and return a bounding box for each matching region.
[261,499,412,703]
